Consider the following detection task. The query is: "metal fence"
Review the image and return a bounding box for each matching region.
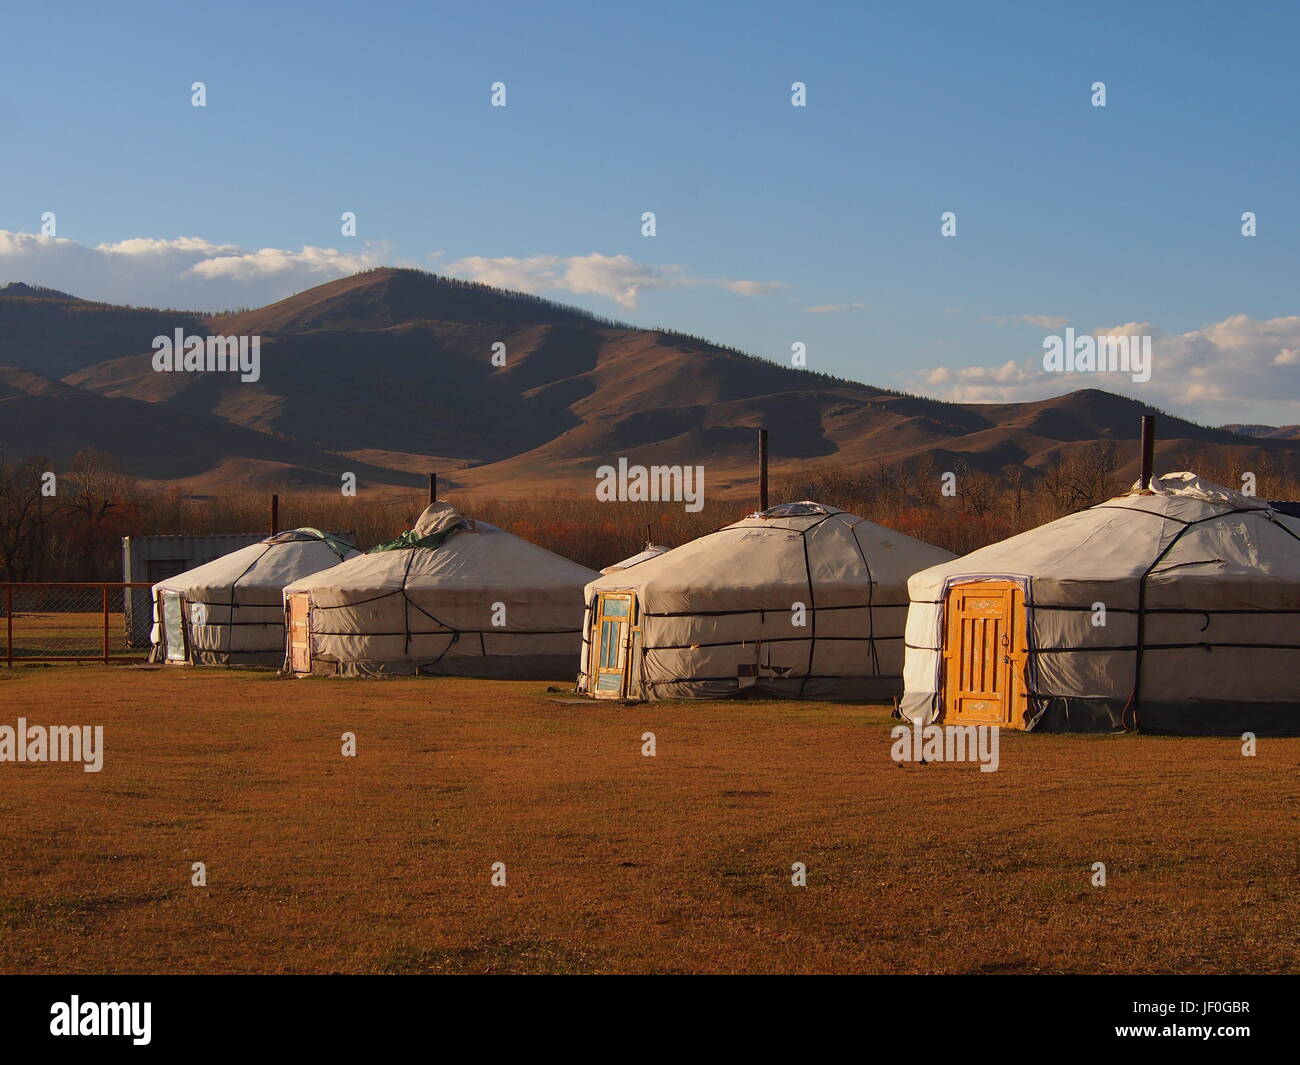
[1,583,154,664]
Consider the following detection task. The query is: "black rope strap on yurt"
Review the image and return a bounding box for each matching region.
[639,601,904,618]
[795,514,836,697]
[577,593,595,688]
[631,511,898,694]
[203,532,344,666]
[797,530,815,697]
[306,565,467,671]
[643,633,903,651]
[1030,604,1300,615]
[394,547,465,667]
[1124,504,1292,731]
[214,543,274,667]
[186,617,289,628]
[312,627,579,638]
[636,511,841,696]
[417,632,460,673]
[397,549,459,665]
[627,515,830,684]
[402,592,460,633]
[1036,641,1300,653]
[637,595,646,693]
[846,519,881,678]
[645,673,903,688]
[400,548,417,655]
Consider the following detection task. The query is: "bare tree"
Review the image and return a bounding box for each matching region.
[1002,463,1027,525]
[63,448,135,523]
[0,454,54,581]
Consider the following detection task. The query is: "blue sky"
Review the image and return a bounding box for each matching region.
[2,0,1299,424]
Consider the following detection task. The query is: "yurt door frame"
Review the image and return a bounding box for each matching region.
[286,593,312,674]
[590,592,635,698]
[159,590,189,663]
[941,580,1029,728]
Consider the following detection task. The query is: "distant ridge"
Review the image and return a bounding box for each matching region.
[213,267,631,336]
[0,281,76,301]
[1,267,1296,495]
[1222,422,1300,441]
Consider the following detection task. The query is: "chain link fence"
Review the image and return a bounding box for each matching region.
[1,584,154,664]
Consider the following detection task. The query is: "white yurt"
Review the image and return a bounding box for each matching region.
[577,501,956,701]
[600,543,669,574]
[151,528,358,667]
[282,502,598,678]
[901,473,1300,735]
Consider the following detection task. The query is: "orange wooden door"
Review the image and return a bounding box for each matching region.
[941,581,1028,728]
[287,593,312,673]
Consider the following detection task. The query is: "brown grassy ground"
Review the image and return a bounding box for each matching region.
[0,665,1295,975]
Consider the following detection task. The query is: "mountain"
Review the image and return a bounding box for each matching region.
[0,281,209,380]
[2,267,1297,496]
[1222,423,1300,441]
[0,282,77,301]
[0,366,417,488]
[212,268,616,336]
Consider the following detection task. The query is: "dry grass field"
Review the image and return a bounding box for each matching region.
[0,664,1296,975]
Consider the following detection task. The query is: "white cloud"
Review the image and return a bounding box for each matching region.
[0,230,386,310]
[0,232,784,314]
[805,301,866,314]
[189,243,390,282]
[916,314,1300,422]
[981,313,1069,328]
[446,254,562,296]
[560,253,685,308]
[724,279,787,297]
[447,251,783,309]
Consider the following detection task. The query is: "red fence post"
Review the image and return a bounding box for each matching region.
[5,586,11,667]
[102,585,110,664]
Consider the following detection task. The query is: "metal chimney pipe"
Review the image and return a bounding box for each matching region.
[1139,415,1155,489]
[270,493,279,536]
[428,472,437,505]
[758,428,769,512]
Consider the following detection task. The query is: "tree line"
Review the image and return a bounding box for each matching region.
[2,444,1296,582]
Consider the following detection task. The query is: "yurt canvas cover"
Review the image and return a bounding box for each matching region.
[282,502,598,678]
[151,528,358,667]
[902,473,1300,735]
[577,502,956,701]
[600,544,669,574]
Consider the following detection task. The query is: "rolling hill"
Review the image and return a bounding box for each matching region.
[1,269,1296,497]
[1222,423,1300,441]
